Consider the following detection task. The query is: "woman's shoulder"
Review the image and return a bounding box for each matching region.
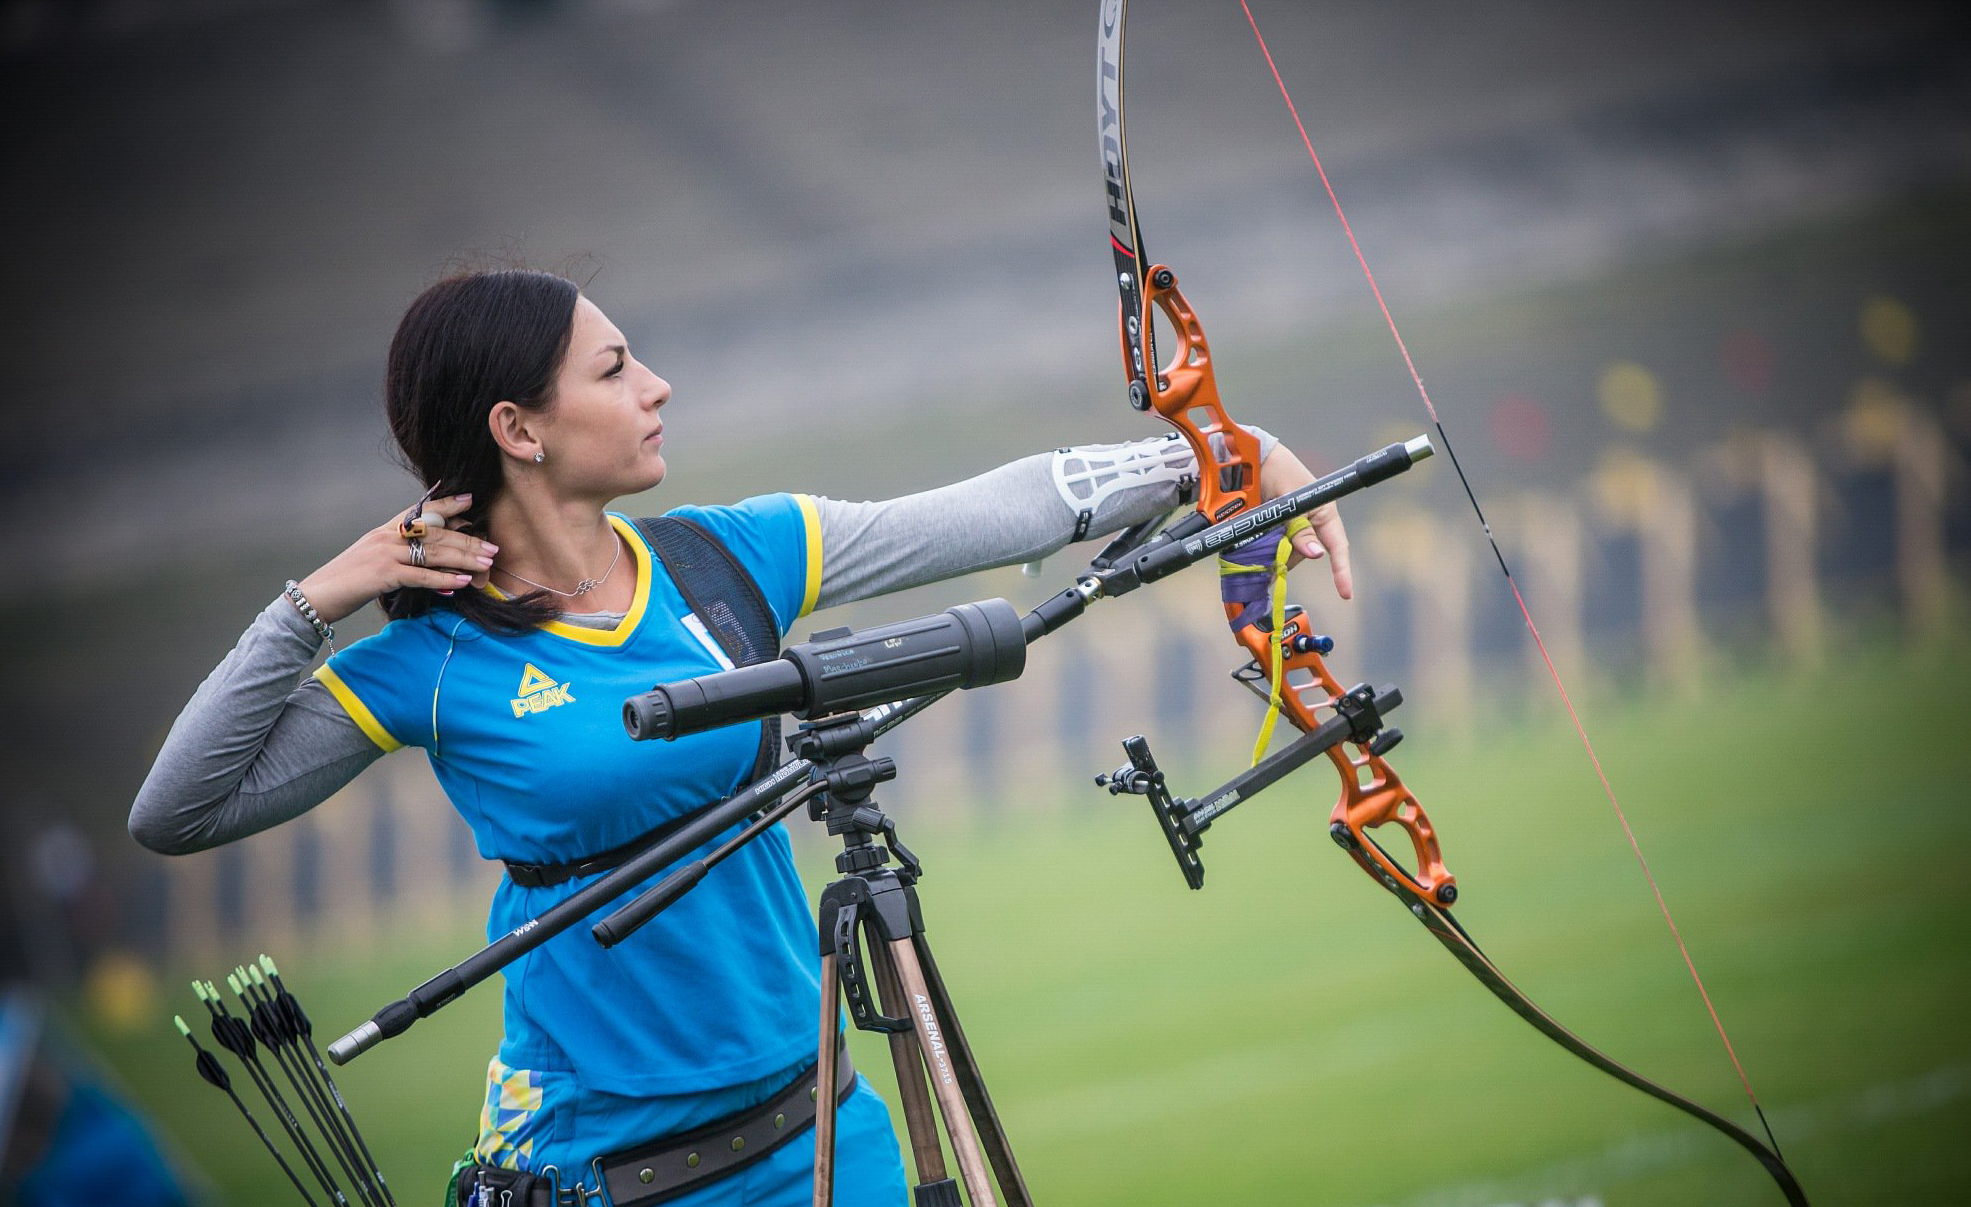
[630,497,817,634]
[638,494,816,567]
[642,492,806,533]
[335,608,480,667]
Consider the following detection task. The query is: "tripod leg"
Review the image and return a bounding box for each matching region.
[914,939,1033,1207]
[885,939,998,1207]
[815,953,842,1207]
[869,936,956,1200]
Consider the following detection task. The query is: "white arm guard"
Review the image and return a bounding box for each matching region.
[1050,434,1198,540]
[1049,425,1279,540]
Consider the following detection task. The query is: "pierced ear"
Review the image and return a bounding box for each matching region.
[487,401,544,464]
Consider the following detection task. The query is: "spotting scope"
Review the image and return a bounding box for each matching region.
[623,598,1026,741]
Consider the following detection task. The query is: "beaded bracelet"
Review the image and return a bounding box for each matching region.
[283,580,336,656]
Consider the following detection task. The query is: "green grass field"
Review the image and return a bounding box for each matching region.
[82,633,1971,1206]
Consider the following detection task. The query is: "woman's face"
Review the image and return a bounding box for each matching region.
[532,295,671,501]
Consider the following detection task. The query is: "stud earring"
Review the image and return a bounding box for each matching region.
[533,451,545,464]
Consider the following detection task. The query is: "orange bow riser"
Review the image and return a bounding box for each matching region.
[1224,604,1456,908]
[1113,249,1456,908]
[1118,264,1264,525]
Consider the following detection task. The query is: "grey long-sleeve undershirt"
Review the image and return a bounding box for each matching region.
[129,431,1276,856]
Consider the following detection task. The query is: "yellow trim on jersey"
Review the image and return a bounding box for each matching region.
[795,493,823,619]
[313,665,405,752]
[484,514,652,648]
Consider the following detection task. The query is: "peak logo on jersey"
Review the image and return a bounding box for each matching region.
[511,663,576,717]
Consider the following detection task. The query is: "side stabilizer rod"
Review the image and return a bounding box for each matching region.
[1098,683,1402,888]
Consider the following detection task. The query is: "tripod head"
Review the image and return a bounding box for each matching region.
[786,711,922,882]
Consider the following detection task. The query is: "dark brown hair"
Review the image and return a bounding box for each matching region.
[380,269,579,631]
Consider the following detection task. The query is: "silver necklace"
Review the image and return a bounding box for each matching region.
[494,534,624,599]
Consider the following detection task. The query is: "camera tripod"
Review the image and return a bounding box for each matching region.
[575,705,1034,1207]
[796,713,1031,1207]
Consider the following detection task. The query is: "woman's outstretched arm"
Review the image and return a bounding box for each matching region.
[812,428,1315,610]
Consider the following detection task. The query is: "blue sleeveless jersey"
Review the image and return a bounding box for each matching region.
[315,497,827,1098]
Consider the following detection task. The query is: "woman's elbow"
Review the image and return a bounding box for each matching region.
[127,804,202,856]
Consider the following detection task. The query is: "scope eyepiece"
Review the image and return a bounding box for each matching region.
[622,690,671,741]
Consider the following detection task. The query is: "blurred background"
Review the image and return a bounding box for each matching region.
[2,0,1968,1203]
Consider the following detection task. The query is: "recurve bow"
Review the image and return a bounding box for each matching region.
[1092,4,1809,1202]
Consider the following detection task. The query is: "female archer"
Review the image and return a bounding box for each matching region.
[129,267,1349,1206]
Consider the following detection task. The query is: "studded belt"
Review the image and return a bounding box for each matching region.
[457,1046,856,1207]
[596,1044,857,1206]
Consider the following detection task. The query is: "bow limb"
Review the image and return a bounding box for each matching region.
[1397,881,1810,1206]
[1100,0,1264,527]
[1220,564,1799,1202]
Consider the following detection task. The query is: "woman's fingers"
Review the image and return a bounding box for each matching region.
[408,568,477,591]
[1289,523,1325,562]
[1257,443,1352,600]
[298,496,485,624]
[395,492,472,538]
[1306,504,1353,601]
[410,527,498,569]
[369,491,493,595]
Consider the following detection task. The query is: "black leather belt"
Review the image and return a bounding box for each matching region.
[455,1047,856,1207]
[502,801,729,889]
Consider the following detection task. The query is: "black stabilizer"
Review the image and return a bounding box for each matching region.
[332,755,819,1064]
[1104,684,1405,892]
[374,998,423,1041]
[626,862,709,923]
[1021,586,1088,641]
[1121,439,1431,587]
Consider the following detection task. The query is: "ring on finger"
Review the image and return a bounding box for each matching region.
[408,537,427,568]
